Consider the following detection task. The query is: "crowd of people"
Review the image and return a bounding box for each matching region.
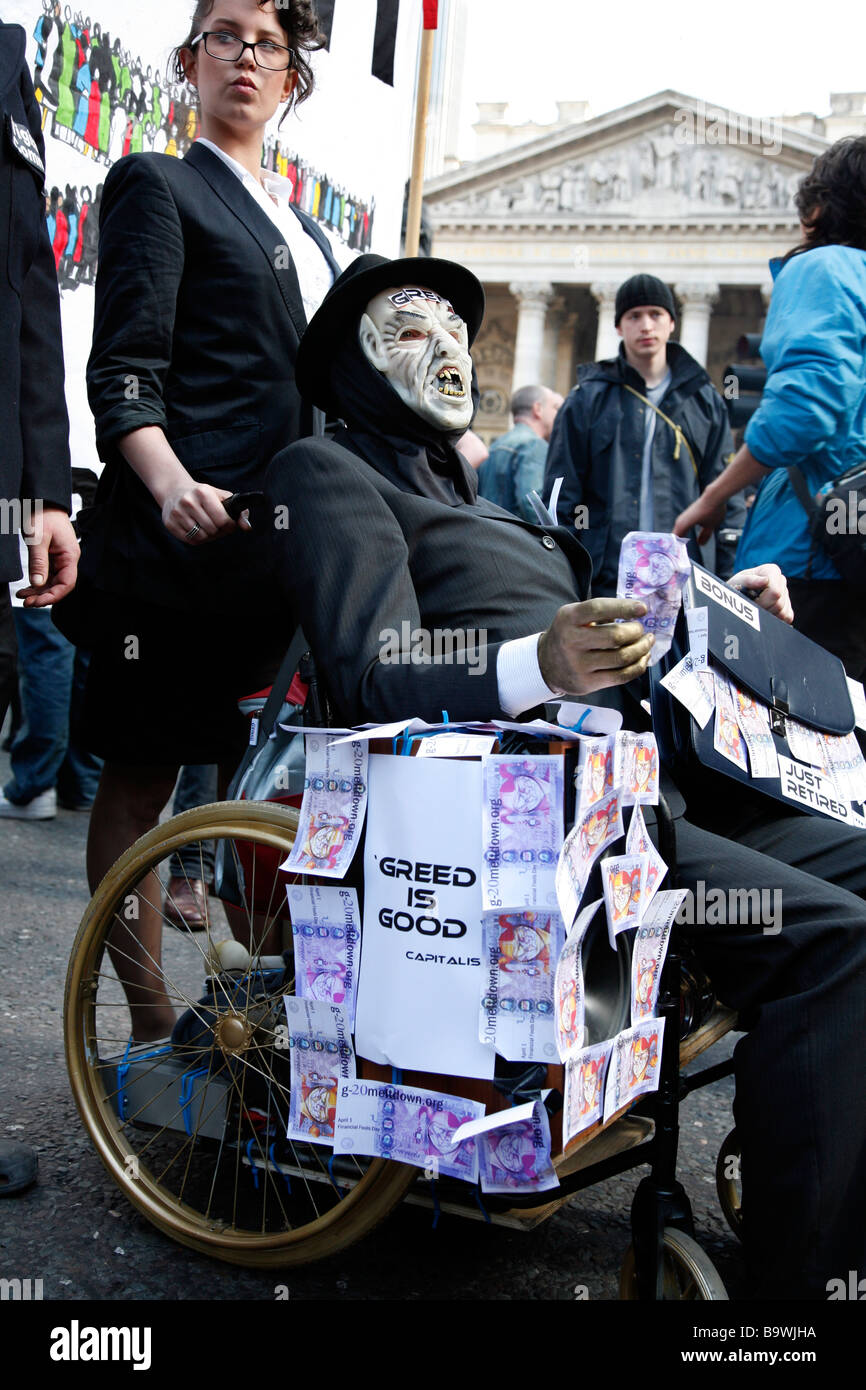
[3,0,866,1302]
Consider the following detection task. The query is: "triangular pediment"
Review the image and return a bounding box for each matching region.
[425,90,826,223]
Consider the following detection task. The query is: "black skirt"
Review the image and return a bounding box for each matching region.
[64,585,294,766]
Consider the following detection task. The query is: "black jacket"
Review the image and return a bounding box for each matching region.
[544,342,745,595]
[80,141,341,612]
[267,429,592,726]
[0,21,70,583]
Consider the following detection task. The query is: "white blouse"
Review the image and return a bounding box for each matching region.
[196,137,338,321]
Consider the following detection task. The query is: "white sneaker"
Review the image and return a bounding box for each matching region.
[0,788,57,820]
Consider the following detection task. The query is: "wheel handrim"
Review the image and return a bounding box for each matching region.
[65,802,413,1264]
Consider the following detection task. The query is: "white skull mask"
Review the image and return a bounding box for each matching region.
[358,286,474,430]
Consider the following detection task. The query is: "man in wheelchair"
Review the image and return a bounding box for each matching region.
[265,254,866,1300]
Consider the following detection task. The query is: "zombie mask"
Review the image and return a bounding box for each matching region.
[359,285,474,430]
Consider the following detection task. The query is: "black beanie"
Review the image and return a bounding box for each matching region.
[614,274,677,325]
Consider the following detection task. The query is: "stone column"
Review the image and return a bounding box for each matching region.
[555,310,579,396]
[541,294,566,387]
[674,283,720,367]
[590,281,621,361]
[509,281,554,392]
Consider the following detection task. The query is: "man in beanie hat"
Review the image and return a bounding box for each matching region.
[543,273,745,595]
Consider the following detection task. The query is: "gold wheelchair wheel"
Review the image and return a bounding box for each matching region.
[64,800,414,1268]
[715,1128,743,1241]
[619,1227,729,1300]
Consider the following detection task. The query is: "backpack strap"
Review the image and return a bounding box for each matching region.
[621,383,699,479]
[787,466,818,581]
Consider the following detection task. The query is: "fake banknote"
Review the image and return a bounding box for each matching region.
[617,531,691,664]
[284,996,355,1146]
[454,1100,560,1196]
[481,756,564,911]
[614,731,660,806]
[630,889,687,1025]
[554,790,624,931]
[624,804,667,910]
[733,685,779,780]
[601,854,649,945]
[659,653,715,729]
[713,673,748,773]
[478,910,565,1062]
[563,1040,610,1146]
[286,884,361,1027]
[332,1079,484,1182]
[554,899,603,1061]
[576,736,615,814]
[603,1018,666,1123]
[282,736,368,878]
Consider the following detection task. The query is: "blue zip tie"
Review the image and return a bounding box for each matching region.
[270,1142,291,1194]
[441,710,450,725]
[246,1137,259,1189]
[565,707,591,733]
[179,1065,212,1136]
[473,1187,492,1224]
[391,1067,403,1084]
[116,1036,173,1122]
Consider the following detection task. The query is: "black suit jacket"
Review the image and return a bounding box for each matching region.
[81,141,341,611]
[0,21,70,583]
[266,432,593,725]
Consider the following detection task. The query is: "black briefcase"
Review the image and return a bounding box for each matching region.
[651,563,863,825]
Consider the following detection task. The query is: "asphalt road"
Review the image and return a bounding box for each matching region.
[0,745,744,1305]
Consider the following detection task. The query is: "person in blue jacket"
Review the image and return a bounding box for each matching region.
[675,136,866,685]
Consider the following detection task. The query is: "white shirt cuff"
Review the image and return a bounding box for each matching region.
[496,633,562,716]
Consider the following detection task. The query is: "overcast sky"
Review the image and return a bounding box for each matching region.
[459,0,863,148]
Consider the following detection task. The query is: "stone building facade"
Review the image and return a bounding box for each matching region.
[423,91,832,441]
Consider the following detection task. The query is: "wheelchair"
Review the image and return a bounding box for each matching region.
[64,692,743,1299]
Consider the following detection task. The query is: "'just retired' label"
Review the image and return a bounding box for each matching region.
[778,754,854,823]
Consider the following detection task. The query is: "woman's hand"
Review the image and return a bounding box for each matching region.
[117,426,252,543]
[160,482,248,544]
[728,563,794,623]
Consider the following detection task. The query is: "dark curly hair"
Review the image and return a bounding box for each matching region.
[790,135,866,255]
[171,0,324,113]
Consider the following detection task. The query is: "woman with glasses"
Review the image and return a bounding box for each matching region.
[56,0,339,1041]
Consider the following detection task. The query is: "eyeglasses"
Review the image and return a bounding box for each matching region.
[190,30,294,72]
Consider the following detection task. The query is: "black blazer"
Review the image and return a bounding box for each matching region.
[0,21,70,583]
[81,140,341,611]
[265,432,593,725]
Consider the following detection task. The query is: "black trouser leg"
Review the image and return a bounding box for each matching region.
[672,812,866,1299]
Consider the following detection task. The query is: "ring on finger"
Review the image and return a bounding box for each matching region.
[185,522,202,542]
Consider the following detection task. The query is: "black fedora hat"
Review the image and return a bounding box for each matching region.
[295,254,485,415]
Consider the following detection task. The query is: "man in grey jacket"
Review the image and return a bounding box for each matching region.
[478,384,563,521]
[544,274,745,593]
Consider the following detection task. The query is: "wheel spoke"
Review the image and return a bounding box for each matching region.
[68,807,413,1265]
